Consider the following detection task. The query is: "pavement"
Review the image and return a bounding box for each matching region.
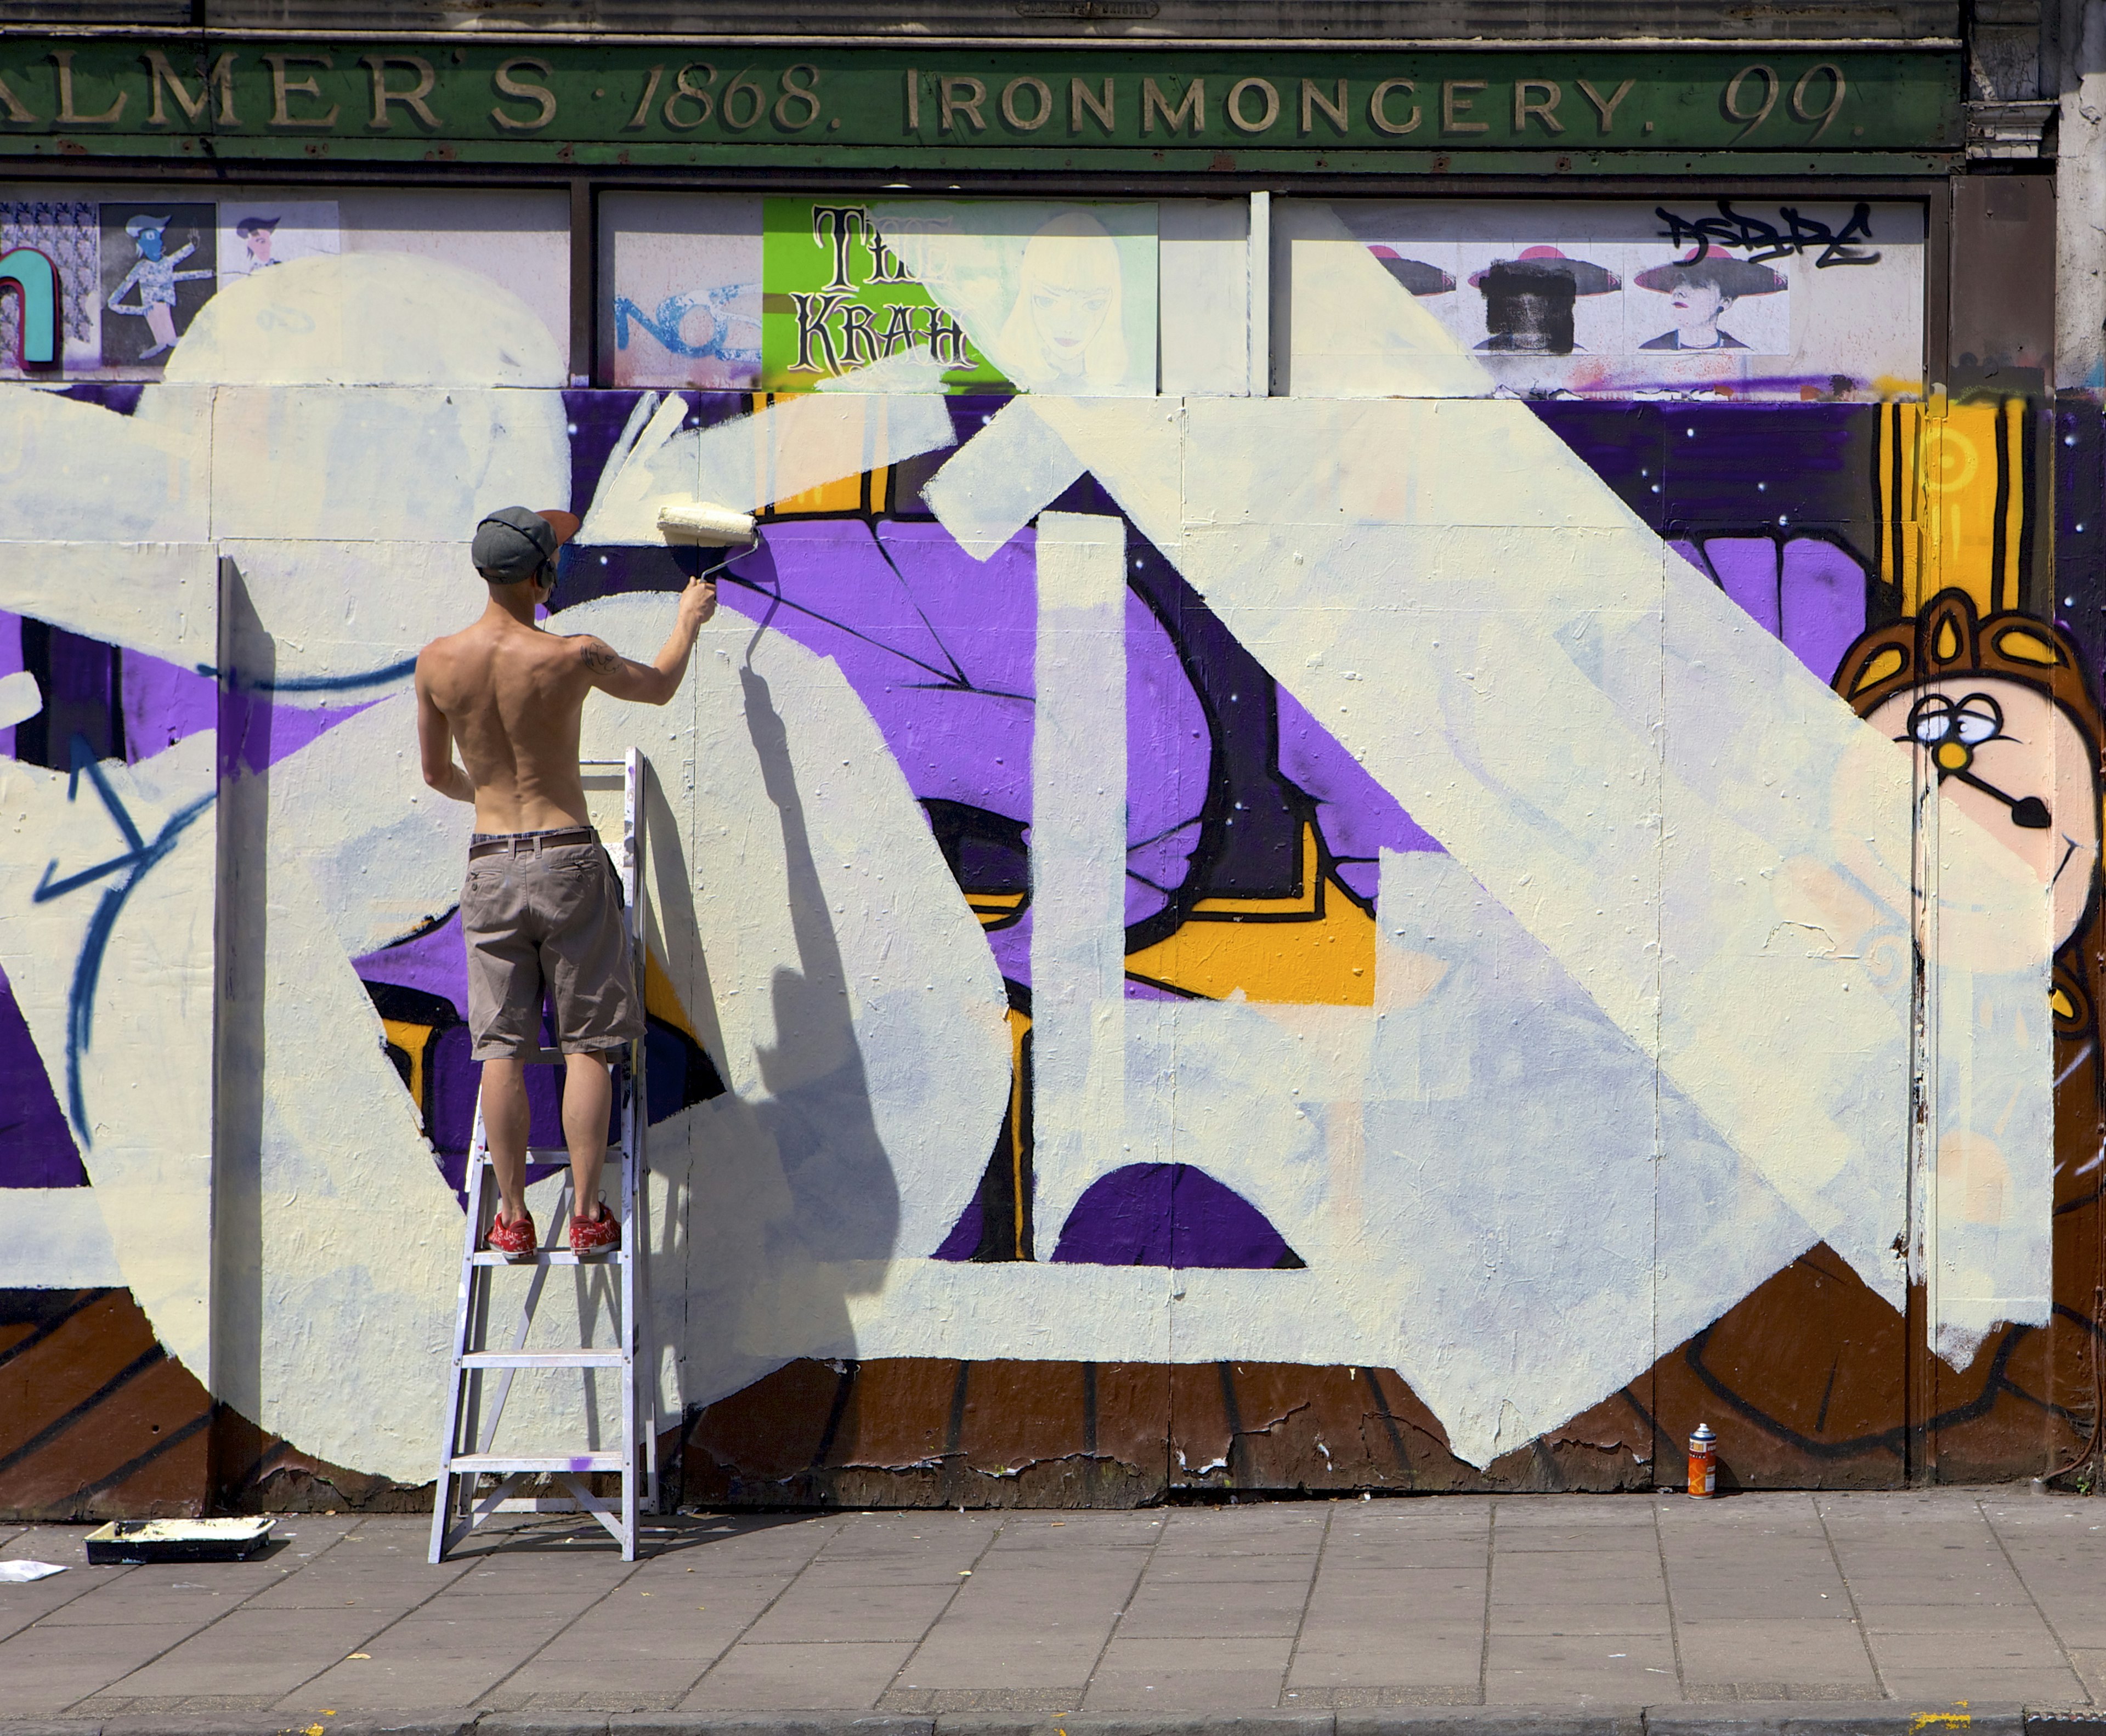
[2,1489,2105,1736]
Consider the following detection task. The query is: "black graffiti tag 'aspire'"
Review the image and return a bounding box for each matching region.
[1654,200,1879,269]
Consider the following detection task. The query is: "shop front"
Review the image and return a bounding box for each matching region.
[1,24,2091,1513]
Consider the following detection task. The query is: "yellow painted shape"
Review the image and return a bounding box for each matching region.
[643,948,697,1041]
[1935,741,1970,771]
[378,1018,433,1114]
[1992,626,2057,666]
[767,472,867,516]
[1853,646,1905,692]
[1904,397,2017,617]
[1125,876,1378,1007]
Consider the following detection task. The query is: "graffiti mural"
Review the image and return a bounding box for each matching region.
[0,189,2096,1516]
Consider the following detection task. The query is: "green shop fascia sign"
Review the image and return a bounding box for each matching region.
[0,40,1962,172]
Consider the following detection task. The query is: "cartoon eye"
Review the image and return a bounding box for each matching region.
[1951,693,2004,745]
[1907,694,1956,745]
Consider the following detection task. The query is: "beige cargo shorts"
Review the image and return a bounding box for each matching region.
[460,829,646,1061]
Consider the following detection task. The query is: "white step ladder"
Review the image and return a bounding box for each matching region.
[429,751,660,1563]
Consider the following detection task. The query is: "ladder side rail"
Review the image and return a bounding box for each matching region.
[430,1115,496,1564]
[630,750,661,1515]
[475,1174,568,1456]
[619,746,645,1556]
[455,1122,500,1546]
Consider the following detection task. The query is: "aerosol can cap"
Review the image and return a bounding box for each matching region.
[1690,1422,1716,1446]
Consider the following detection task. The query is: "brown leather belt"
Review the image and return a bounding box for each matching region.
[467,826,597,860]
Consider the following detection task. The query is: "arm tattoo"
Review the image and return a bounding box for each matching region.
[580,643,624,676]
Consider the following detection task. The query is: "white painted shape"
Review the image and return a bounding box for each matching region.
[268,689,474,958]
[208,387,570,544]
[871,201,1159,397]
[1273,199,1491,399]
[922,397,1084,559]
[1033,390,2034,1313]
[0,668,42,730]
[555,597,1011,1411]
[217,540,500,697]
[0,736,218,1382]
[579,393,956,546]
[3,1190,126,1287]
[1029,514,1130,1257]
[1248,189,1270,398]
[0,543,217,683]
[166,252,564,388]
[814,343,951,394]
[0,384,214,544]
[1159,198,1250,397]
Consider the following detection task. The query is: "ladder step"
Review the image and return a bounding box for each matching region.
[519,1147,639,1165]
[470,1249,629,1267]
[446,1453,625,1473]
[459,1349,626,1369]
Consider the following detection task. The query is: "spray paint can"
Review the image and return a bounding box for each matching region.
[1688,1422,1717,1497]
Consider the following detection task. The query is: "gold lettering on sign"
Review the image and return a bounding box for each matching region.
[1368,77,1419,134]
[904,67,919,130]
[941,75,987,132]
[265,53,338,128]
[51,50,127,126]
[626,65,665,130]
[1441,79,1488,133]
[1513,78,1564,133]
[143,50,238,127]
[1226,77,1278,133]
[360,54,440,129]
[661,63,716,131]
[1071,75,1115,132]
[1576,77,1634,133]
[1141,75,1204,134]
[1300,77,1348,135]
[1001,76,1053,130]
[0,75,36,124]
[491,57,558,131]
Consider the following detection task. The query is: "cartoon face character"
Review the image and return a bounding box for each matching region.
[1836,589,2104,969]
[237,217,280,268]
[134,223,166,262]
[995,211,1128,390]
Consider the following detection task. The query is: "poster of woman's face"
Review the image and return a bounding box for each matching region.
[1627,246,1792,355]
[97,202,216,370]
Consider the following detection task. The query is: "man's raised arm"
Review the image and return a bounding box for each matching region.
[575,576,718,706]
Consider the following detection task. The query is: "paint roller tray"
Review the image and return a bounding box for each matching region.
[84,1518,274,1565]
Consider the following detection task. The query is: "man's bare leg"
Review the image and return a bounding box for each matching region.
[480,1058,534,1228]
[561,1049,615,1223]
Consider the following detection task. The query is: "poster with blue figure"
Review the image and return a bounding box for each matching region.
[98,203,214,368]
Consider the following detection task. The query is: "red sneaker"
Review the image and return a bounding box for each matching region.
[570,1202,620,1260]
[486,1207,537,1264]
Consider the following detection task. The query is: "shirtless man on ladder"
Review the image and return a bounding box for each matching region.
[415,506,716,1261]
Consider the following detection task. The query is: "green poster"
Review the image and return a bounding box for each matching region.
[762,196,1007,393]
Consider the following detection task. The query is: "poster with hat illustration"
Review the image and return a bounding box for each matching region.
[1334,198,1917,398]
[97,202,215,371]
[1627,245,1791,355]
[216,200,341,290]
[1453,243,1627,356]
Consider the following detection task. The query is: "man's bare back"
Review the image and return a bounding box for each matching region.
[416,568,717,830]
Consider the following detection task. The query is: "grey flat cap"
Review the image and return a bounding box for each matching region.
[472,506,578,582]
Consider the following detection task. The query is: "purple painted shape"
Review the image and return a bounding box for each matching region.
[1276,684,1442,876]
[423,1022,571,1201]
[1698,537,1783,637]
[1125,591,1209,929]
[217,682,376,778]
[720,520,1034,819]
[1051,1162,1300,1269]
[357,910,470,1017]
[932,1194,984,1260]
[0,965,84,1187]
[121,650,217,762]
[1780,538,1869,686]
[0,610,21,761]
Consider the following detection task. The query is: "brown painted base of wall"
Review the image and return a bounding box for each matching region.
[3,1240,2097,1521]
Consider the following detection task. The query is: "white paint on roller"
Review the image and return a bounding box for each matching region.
[1028,513,1131,1257]
[0,669,43,732]
[6,1190,127,1288]
[0,736,218,1382]
[656,501,757,546]
[923,398,1084,560]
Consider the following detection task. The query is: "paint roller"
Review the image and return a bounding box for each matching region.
[656,501,757,547]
